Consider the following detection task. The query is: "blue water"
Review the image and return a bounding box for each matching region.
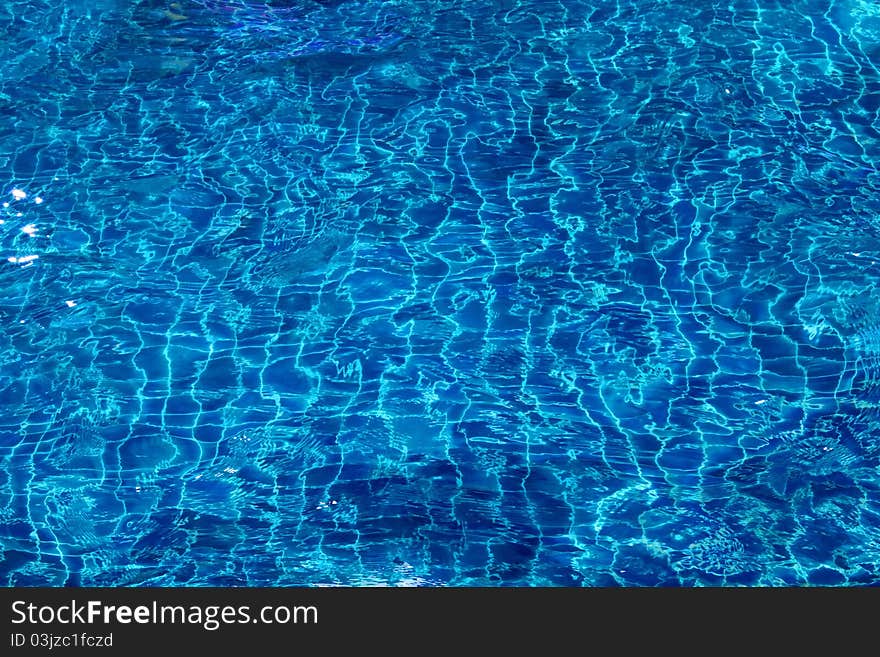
[1,0,879,587]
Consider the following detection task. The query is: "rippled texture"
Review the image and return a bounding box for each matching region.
[1,0,880,586]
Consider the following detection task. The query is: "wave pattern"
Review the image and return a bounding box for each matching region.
[1,0,880,585]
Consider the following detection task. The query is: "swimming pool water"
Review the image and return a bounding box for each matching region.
[1,0,880,586]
